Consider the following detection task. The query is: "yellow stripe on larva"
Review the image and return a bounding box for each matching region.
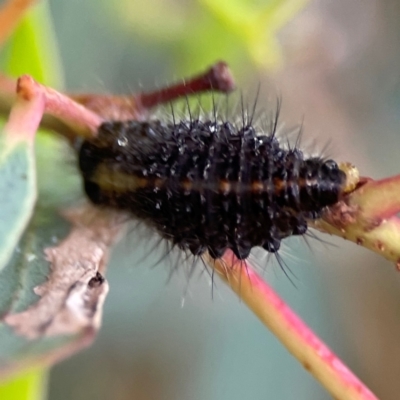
[93,163,148,192]
[92,162,351,197]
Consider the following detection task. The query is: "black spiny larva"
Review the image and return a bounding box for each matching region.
[78,106,348,261]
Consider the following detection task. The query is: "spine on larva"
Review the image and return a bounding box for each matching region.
[78,119,347,259]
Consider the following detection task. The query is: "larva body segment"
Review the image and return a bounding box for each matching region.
[78,119,346,260]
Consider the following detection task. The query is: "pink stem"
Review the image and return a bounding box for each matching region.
[136,61,236,110]
[3,75,45,144]
[71,62,236,122]
[350,175,400,220]
[14,75,104,140]
[209,251,377,400]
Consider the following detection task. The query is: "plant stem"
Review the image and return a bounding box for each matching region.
[207,251,378,400]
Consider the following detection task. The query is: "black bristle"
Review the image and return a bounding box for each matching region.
[78,116,346,260]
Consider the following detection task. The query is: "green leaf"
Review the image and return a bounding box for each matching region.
[3,0,64,87]
[0,189,103,376]
[0,0,65,270]
[0,0,110,382]
[0,122,114,375]
[0,135,36,271]
[0,367,48,400]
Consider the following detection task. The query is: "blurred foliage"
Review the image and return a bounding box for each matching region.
[0,1,315,399]
[0,368,48,400]
[0,0,63,88]
[108,0,309,74]
[0,1,74,399]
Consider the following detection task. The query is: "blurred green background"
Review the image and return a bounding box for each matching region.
[8,0,400,399]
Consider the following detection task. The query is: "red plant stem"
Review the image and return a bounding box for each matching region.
[0,73,18,100]
[209,251,378,400]
[3,75,45,144]
[137,61,236,110]
[70,62,236,122]
[15,75,104,139]
[311,174,400,266]
[350,175,400,221]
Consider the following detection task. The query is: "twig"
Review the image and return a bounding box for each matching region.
[208,251,378,400]
[314,175,400,267]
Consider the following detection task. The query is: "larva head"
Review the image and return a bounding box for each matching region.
[299,158,348,211]
[298,158,360,213]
